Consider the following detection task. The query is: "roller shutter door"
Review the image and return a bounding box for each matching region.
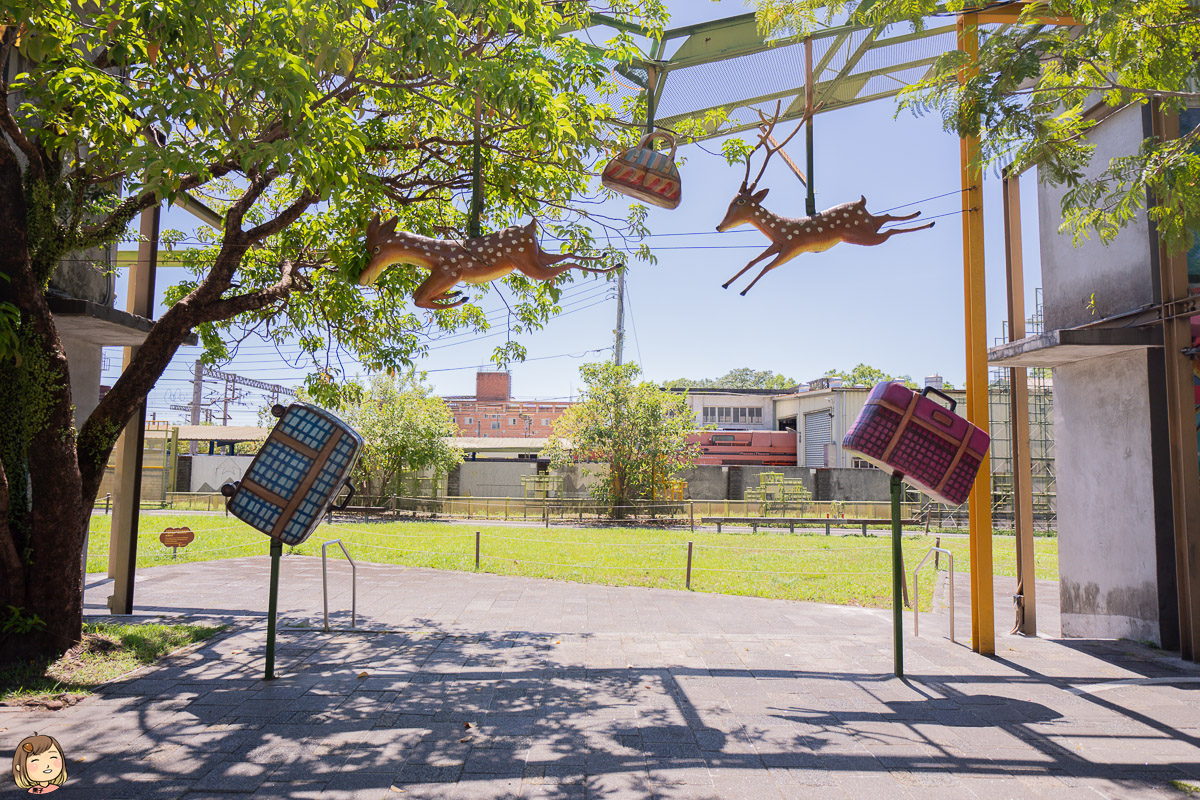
[803,411,833,466]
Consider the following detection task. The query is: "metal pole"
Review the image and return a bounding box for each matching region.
[686,541,694,590]
[614,271,625,366]
[804,37,816,217]
[190,359,202,456]
[1003,168,1037,636]
[107,204,159,613]
[891,473,904,678]
[475,531,481,570]
[265,538,282,680]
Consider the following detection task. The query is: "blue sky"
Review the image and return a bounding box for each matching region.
[103,0,1045,425]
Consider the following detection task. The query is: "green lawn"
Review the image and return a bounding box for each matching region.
[88,514,1058,611]
[0,621,224,705]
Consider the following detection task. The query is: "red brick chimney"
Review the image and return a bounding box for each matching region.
[476,371,511,401]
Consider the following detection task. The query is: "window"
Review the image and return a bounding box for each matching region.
[542,418,551,426]
[491,421,501,429]
[511,418,519,425]
[464,417,473,425]
[703,406,763,425]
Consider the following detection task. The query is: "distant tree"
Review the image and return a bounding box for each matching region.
[663,368,796,390]
[824,364,917,389]
[547,362,700,518]
[339,373,462,499]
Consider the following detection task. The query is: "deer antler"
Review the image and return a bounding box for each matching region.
[744,101,819,191]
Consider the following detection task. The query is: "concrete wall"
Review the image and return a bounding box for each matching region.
[551,463,605,497]
[1039,104,1153,330]
[457,460,538,497]
[1054,351,1164,642]
[190,455,255,493]
[813,468,891,502]
[61,335,102,428]
[675,466,729,499]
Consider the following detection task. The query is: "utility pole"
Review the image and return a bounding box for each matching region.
[189,359,202,455]
[614,271,625,366]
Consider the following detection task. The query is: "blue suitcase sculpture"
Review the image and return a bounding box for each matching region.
[221,403,364,546]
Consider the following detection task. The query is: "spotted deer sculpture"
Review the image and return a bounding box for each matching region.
[359,216,619,308]
[716,116,934,296]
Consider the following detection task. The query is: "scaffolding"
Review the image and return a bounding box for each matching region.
[989,288,1057,530]
[744,471,813,515]
[522,474,563,501]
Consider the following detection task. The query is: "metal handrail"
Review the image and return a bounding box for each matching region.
[321,539,357,631]
[913,546,954,642]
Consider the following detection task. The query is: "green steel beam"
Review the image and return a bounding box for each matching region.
[656,54,939,140]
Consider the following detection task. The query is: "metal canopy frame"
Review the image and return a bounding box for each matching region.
[566,4,1080,658]
[571,11,964,141]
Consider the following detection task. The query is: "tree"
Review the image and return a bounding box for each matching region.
[663,368,797,390]
[546,362,700,517]
[340,373,462,499]
[0,0,666,661]
[823,364,916,388]
[754,0,1200,249]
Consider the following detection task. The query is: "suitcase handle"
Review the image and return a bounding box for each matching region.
[638,130,678,160]
[921,385,957,414]
[331,481,356,511]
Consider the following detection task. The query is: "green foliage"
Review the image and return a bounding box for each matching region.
[545,362,700,515]
[663,368,797,390]
[755,0,1200,251]
[336,372,462,498]
[823,363,916,389]
[5,0,669,415]
[0,605,46,635]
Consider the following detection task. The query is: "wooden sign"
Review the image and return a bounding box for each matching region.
[358,216,620,308]
[160,527,195,548]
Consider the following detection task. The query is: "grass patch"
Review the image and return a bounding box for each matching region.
[1171,779,1200,795]
[0,621,225,707]
[88,515,1058,611]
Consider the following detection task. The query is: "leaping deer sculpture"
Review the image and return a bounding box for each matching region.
[716,115,934,296]
[359,217,620,309]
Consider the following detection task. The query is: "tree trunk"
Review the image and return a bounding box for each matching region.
[0,151,87,665]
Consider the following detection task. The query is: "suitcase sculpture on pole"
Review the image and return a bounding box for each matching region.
[222,403,364,545]
[220,402,363,679]
[842,382,990,506]
[601,131,683,209]
[842,382,990,677]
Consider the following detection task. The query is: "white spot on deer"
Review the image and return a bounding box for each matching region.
[818,227,823,232]
[787,235,793,240]
[519,247,525,252]
[858,209,865,215]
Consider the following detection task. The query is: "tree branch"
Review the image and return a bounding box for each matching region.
[243,190,318,242]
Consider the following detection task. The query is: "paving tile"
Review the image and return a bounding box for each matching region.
[56,561,1200,800]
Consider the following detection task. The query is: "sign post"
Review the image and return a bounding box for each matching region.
[891,473,904,678]
[265,539,282,680]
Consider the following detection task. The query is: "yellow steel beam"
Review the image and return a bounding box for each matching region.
[958,13,995,655]
[975,3,1080,26]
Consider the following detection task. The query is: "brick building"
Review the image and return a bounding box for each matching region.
[444,371,572,438]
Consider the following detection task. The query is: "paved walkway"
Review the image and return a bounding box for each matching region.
[5,558,1199,799]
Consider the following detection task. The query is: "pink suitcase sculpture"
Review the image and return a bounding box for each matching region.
[842,382,990,506]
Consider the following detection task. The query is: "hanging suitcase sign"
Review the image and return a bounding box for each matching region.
[601,131,682,209]
[221,403,364,546]
[842,382,990,506]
